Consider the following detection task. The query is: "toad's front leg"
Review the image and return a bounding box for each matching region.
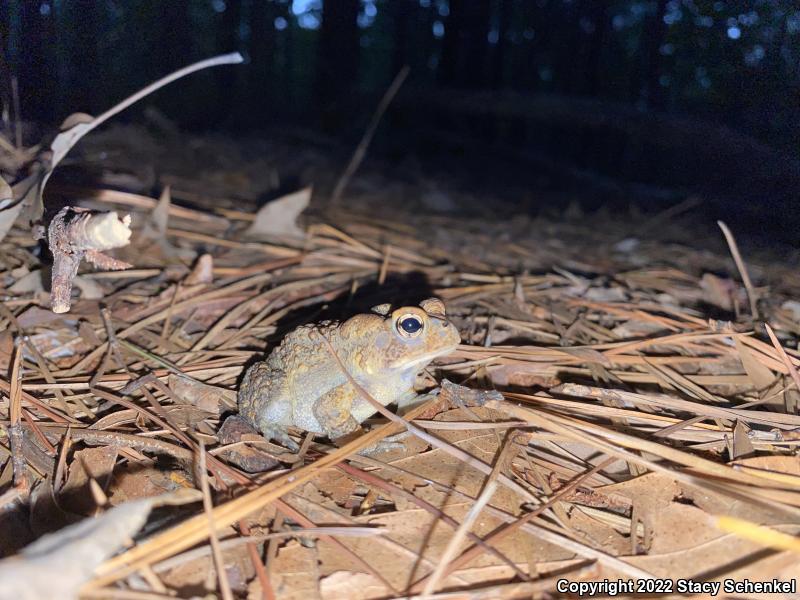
[313,384,360,439]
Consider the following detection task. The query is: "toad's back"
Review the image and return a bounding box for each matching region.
[239,321,344,430]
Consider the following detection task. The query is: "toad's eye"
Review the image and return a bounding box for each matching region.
[397,314,424,337]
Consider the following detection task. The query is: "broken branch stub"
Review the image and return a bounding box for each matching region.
[47,207,133,314]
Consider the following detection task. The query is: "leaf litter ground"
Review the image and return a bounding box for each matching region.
[1,124,800,599]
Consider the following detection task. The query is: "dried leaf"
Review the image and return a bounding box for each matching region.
[60,447,118,515]
[0,174,21,241]
[0,330,13,370]
[149,185,171,237]
[216,415,281,472]
[9,270,44,294]
[487,363,560,387]
[320,572,386,600]
[0,493,197,600]
[0,175,14,208]
[731,420,754,459]
[245,186,311,239]
[584,286,628,302]
[185,253,214,285]
[73,276,105,300]
[781,300,800,322]
[600,473,712,554]
[700,272,738,311]
[59,112,95,131]
[734,337,774,389]
[29,53,245,225]
[164,405,215,428]
[714,515,800,553]
[17,306,63,329]
[110,463,194,505]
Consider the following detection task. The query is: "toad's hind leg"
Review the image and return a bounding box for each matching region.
[240,364,299,450]
[255,411,299,451]
[313,384,360,439]
[255,388,298,451]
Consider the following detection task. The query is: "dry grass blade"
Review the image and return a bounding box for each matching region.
[551,383,800,428]
[84,398,440,589]
[409,458,620,593]
[421,434,515,596]
[764,322,800,394]
[50,53,244,175]
[714,516,800,554]
[717,220,759,319]
[197,442,234,600]
[331,65,410,204]
[151,527,387,573]
[519,402,745,486]
[336,462,528,580]
[421,480,498,598]
[488,399,800,506]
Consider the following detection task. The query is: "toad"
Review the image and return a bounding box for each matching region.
[238,298,460,449]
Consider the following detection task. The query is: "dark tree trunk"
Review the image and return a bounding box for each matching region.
[582,1,608,95]
[316,0,359,132]
[639,0,668,109]
[391,0,413,77]
[0,2,9,121]
[626,0,669,181]
[213,0,242,124]
[438,0,464,86]
[416,0,438,78]
[462,0,491,88]
[247,0,277,124]
[63,0,102,114]
[0,3,7,62]
[282,3,294,107]
[19,0,57,123]
[159,0,194,72]
[491,0,511,89]
[576,0,610,168]
[439,0,490,88]
[520,0,556,92]
[551,1,580,94]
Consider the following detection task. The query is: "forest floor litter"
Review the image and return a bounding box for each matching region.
[1,120,799,600]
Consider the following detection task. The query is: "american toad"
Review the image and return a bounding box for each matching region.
[238,298,460,448]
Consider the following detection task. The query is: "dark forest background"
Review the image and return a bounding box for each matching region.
[1,0,799,235]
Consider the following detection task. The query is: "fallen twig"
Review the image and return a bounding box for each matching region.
[198,442,234,600]
[7,339,29,494]
[46,207,133,313]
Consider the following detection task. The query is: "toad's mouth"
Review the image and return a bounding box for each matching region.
[387,344,460,370]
